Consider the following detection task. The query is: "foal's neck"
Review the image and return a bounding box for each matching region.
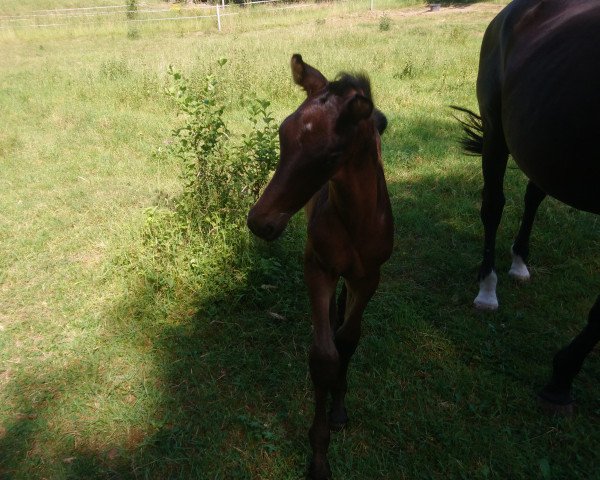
[329,131,383,227]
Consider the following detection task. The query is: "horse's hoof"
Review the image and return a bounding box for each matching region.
[509,250,531,281]
[508,263,531,281]
[474,295,498,311]
[307,457,332,480]
[508,267,531,281]
[474,272,498,310]
[329,407,349,432]
[537,389,575,416]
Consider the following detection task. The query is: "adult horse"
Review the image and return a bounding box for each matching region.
[457,0,600,411]
[247,55,393,479]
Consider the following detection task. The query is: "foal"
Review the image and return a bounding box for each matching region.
[247,54,393,479]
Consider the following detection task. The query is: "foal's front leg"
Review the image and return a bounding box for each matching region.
[305,257,339,480]
[329,272,380,430]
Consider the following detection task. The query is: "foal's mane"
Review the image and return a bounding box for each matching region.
[329,72,373,101]
[329,72,388,135]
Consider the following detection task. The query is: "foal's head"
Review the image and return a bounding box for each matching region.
[247,54,384,241]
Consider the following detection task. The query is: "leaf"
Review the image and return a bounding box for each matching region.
[539,458,551,480]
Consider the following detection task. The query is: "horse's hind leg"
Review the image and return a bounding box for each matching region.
[474,127,509,310]
[509,180,546,281]
[539,295,600,414]
[330,273,379,431]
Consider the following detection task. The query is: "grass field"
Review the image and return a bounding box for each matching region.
[1,1,600,479]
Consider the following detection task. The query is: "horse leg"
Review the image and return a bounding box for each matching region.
[509,180,546,281]
[474,128,509,310]
[305,258,339,480]
[539,295,600,414]
[336,282,347,331]
[328,281,345,333]
[330,272,380,431]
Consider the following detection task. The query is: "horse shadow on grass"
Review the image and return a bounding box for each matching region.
[0,223,313,479]
[2,115,600,479]
[124,114,599,478]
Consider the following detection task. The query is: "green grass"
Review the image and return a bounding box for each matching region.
[1,1,600,479]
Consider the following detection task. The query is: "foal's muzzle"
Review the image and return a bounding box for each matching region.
[246,209,291,241]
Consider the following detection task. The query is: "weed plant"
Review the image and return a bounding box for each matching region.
[379,14,392,31]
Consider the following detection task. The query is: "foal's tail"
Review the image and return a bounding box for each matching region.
[450,105,483,156]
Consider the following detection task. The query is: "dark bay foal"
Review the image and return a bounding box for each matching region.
[456,0,600,412]
[247,54,393,479]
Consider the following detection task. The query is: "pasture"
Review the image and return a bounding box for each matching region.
[1,0,599,478]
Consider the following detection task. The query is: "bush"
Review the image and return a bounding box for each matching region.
[164,59,278,231]
[121,59,282,310]
[126,0,138,20]
[379,14,391,32]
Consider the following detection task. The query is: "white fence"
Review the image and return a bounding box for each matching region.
[0,0,381,31]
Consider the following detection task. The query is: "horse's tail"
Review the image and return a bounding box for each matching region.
[450,105,483,156]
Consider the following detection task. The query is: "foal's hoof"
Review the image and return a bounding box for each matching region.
[307,457,332,480]
[328,407,349,432]
[537,389,575,416]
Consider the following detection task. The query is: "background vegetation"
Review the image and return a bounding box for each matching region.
[1,1,599,479]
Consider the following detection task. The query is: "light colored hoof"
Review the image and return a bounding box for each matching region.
[508,264,530,281]
[509,250,530,281]
[474,271,499,311]
[474,294,499,310]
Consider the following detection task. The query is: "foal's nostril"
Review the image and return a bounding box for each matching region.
[246,212,260,235]
[247,213,277,240]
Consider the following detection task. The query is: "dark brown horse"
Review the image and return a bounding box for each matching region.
[247,54,393,479]
[456,0,600,412]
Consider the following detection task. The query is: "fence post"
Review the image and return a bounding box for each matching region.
[216,2,221,31]
[370,0,374,11]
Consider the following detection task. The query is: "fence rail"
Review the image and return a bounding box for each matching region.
[0,0,379,32]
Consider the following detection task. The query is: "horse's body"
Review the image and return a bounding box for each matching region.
[458,0,600,410]
[247,55,393,479]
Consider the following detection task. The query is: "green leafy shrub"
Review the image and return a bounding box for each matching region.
[164,60,278,231]
[379,14,391,32]
[126,0,138,20]
[122,59,284,311]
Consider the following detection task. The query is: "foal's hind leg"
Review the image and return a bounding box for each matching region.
[509,180,546,281]
[475,128,509,310]
[539,295,600,414]
[330,272,380,430]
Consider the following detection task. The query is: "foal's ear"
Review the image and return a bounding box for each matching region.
[338,93,374,128]
[291,54,327,97]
